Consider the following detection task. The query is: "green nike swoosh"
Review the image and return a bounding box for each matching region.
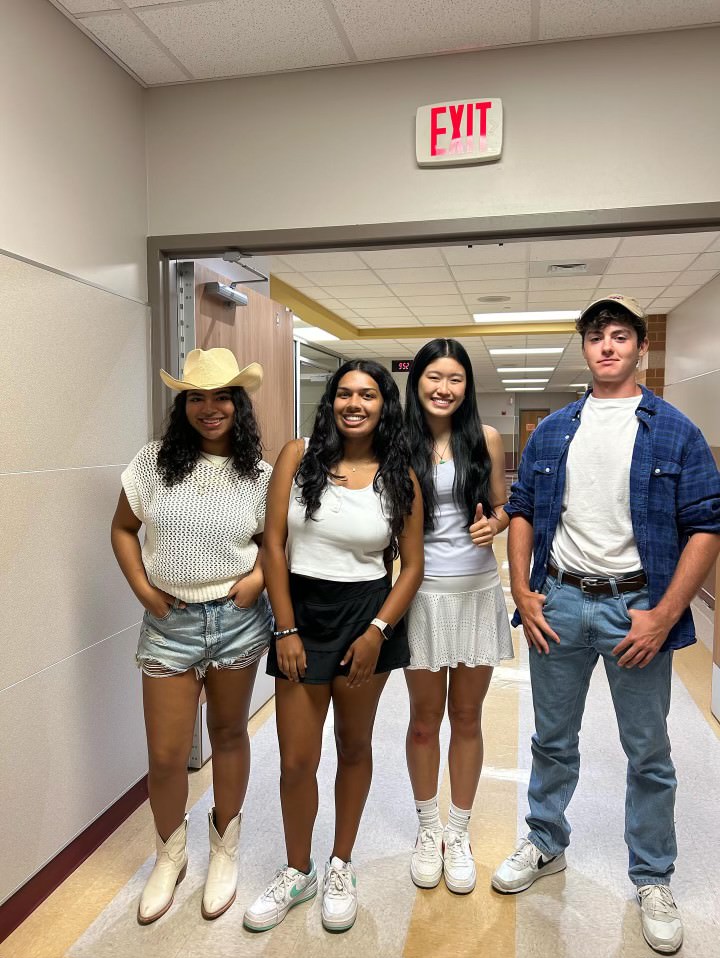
[289,883,305,898]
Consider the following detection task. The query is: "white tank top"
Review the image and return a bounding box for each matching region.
[287,476,391,582]
[423,460,497,577]
[551,393,642,576]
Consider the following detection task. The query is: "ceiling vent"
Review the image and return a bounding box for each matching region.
[529,258,610,278]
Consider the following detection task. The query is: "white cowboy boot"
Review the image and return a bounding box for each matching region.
[137,814,188,925]
[202,808,241,919]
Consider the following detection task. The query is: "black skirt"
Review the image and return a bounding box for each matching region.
[266,573,410,684]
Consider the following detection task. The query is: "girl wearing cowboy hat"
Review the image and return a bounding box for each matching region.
[243,359,424,933]
[111,347,272,924]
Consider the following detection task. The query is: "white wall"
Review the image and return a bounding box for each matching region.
[0,0,150,904]
[665,274,720,447]
[146,28,720,236]
[0,0,148,302]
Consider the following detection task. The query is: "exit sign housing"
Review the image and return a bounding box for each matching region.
[416,98,503,167]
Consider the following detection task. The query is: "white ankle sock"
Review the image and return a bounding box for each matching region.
[415,795,442,831]
[447,802,471,835]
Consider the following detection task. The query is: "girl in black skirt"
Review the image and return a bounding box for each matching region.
[244,360,423,934]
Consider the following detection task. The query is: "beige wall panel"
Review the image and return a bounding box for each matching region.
[147,29,720,235]
[664,371,720,447]
[0,255,150,473]
[195,265,295,464]
[1,0,148,301]
[0,625,145,905]
[665,274,720,385]
[0,467,142,689]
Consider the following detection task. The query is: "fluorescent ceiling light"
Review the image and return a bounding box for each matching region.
[505,387,545,392]
[502,378,549,384]
[294,326,339,343]
[568,382,589,387]
[490,347,564,356]
[496,366,554,373]
[473,310,580,324]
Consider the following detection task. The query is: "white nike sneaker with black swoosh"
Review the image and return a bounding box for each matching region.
[243,860,317,931]
[491,838,566,893]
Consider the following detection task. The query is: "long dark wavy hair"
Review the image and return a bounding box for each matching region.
[405,339,492,531]
[296,360,415,550]
[156,387,262,485]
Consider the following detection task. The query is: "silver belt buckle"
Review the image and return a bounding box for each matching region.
[580,576,605,593]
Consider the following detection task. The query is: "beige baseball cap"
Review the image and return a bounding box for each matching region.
[160,348,263,393]
[580,294,646,322]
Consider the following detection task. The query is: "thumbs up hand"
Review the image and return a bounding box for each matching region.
[469,502,495,547]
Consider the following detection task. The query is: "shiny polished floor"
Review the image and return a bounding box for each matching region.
[3,533,719,958]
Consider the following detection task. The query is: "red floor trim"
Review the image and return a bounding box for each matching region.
[0,775,148,944]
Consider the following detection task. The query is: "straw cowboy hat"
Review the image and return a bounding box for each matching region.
[159,348,263,393]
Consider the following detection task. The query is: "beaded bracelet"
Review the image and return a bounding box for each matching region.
[272,627,299,638]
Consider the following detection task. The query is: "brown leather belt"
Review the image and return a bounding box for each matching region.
[547,561,646,596]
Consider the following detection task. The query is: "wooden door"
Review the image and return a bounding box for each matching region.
[518,409,550,458]
[194,264,294,465]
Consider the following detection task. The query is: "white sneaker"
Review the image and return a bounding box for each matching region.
[410,826,444,888]
[321,856,357,932]
[637,884,683,954]
[442,828,476,894]
[491,838,566,894]
[243,860,317,932]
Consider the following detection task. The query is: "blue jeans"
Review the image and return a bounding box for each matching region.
[526,573,676,886]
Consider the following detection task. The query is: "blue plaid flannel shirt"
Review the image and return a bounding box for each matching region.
[505,385,720,650]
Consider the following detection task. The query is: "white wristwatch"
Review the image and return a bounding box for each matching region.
[370,617,395,641]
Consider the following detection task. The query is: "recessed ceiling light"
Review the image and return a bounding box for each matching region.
[496,366,554,373]
[490,347,564,356]
[505,387,545,392]
[473,310,580,324]
[502,378,549,384]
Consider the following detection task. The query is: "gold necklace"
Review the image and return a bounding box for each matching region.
[334,459,376,482]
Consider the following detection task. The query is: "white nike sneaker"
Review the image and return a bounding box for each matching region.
[321,857,357,932]
[443,828,476,894]
[491,838,566,893]
[243,860,317,931]
[410,826,444,888]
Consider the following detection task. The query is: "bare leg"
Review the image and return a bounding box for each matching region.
[331,672,389,862]
[275,679,332,872]
[204,660,259,834]
[404,668,448,801]
[447,664,493,809]
[142,669,203,840]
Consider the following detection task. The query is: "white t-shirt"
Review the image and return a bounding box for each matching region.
[550,393,642,576]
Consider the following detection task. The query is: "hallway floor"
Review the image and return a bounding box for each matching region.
[3,534,719,958]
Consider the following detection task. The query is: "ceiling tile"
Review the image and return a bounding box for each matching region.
[615,232,718,256]
[63,0,119,11]
[136,0,351,79]
[442,243,528,265]
[272,272,320,288]
[278,252,366,271]
[527,291,589,304]
[457,279,528,294]
[411,306,471,317]
[540,0,720,40]
[386,283,459,296]
[400,295,464,307]
[674,270,719,286]
[707,236,720,252]
[80,11,189,83]
[359,249,445,268]
[687,251,720,271]
[596,272,679,288]
[529,276,600,291]
[593,286,668,300]
[338,297,402,309]
[606,254,696,274]
[529,238,620,261]
[375,267,453,284]
[649,299,685,312]
[321,284,391,298]
[301,270,383,287]
[331,0,532,59]
[451,263,528,281]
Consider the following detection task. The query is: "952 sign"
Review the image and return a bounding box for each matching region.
[391,360,413,373]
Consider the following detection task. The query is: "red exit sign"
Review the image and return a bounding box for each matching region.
[416,98,503,167]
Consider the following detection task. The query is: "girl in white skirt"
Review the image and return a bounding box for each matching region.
[404,338,514,894]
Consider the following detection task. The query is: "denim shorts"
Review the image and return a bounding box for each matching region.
[137,594,272,679]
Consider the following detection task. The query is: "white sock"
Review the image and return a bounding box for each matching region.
[447,802,471,835]
[415,795,442,831]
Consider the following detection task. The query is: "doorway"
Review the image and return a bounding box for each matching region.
[519,408,550,458]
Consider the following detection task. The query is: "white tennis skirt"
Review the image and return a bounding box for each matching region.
[406,569,514,671]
